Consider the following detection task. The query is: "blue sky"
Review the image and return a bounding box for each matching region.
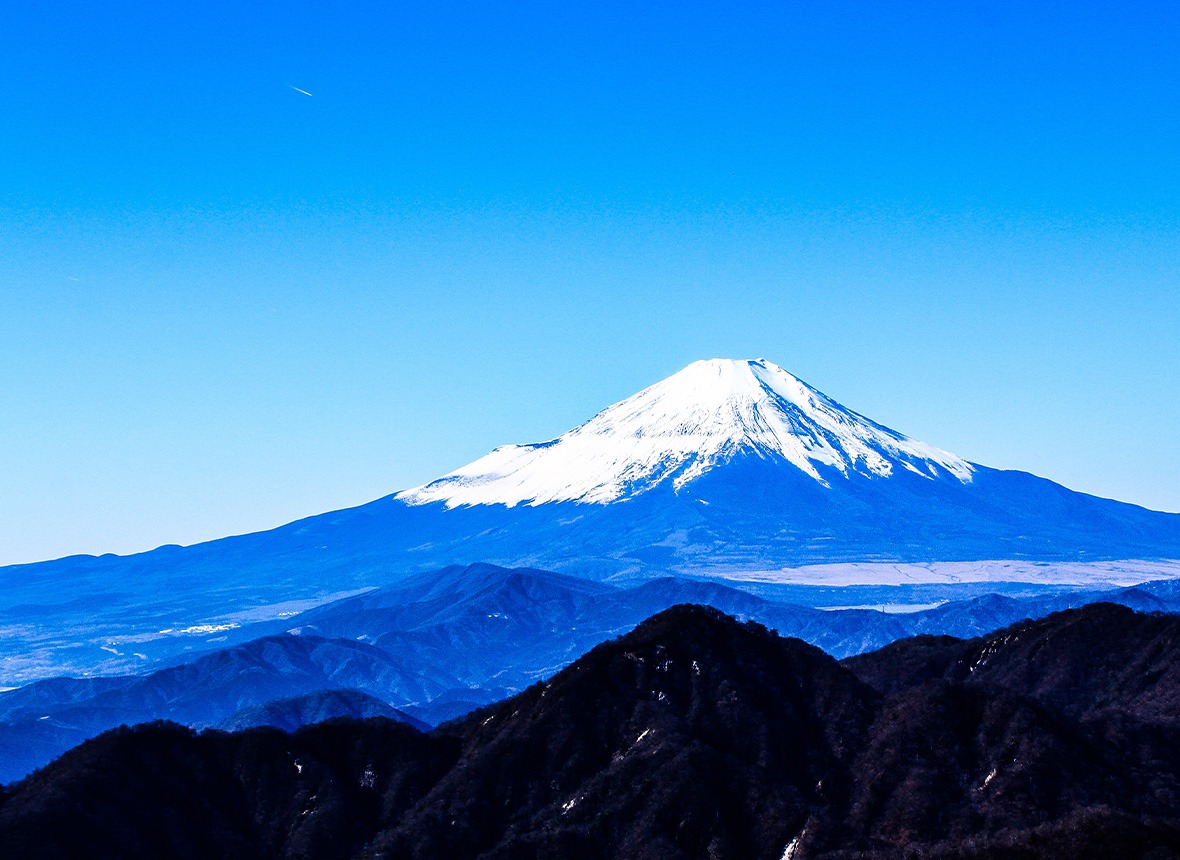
[2,1,1178,565]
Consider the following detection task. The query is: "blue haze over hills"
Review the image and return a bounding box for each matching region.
[3,561,1180,785]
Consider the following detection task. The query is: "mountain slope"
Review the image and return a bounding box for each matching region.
[398,358,973,506]
[0,633,452,784]
[218,689,429,733]
[845,602,1180,726]
[8,562,1180,784]
[4,604,1180,859]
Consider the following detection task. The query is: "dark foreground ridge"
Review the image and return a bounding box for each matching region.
[2,603,1180,859]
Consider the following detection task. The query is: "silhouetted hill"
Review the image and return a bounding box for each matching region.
[0,718,451,860]
[3,603,1180,858]
[0,633,453,783]
[6,564,1180,785]
[845,603,1180,726]
[373,605,875,860]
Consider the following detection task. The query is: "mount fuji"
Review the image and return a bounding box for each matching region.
[399,358,974,507]
[2,358,1179,682]
[382,357,1179,573]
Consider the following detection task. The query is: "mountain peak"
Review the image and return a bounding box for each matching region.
[399,358,973,509]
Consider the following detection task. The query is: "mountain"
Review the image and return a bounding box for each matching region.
[0,632,451,784]
[4,604,1180,859]
[846,601,1180,724]
[3,358,1179,686]
[393,358,1180,572]
[0,564,881,784]
[398,357,974,506]
[218,690,429,733]
[5,561,1180,785]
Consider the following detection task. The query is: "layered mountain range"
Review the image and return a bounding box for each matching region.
[3,359,1178,687]
[4,562,1180,785]
[4,358,1179,856]
[4,602,1180,859]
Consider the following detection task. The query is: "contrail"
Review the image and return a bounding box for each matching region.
[289,86,313,97]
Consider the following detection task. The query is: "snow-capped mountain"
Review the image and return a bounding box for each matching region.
[399,359,973,507]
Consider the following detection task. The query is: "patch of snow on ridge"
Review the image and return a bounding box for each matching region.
[780,827,807,860]
[399,358,973,508]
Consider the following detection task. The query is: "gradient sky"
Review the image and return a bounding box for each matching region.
[2,1,1178,566]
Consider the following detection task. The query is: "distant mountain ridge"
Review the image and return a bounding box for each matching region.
[218,690,428,733]
[6,562,1180,785]
[4,603,1180,859]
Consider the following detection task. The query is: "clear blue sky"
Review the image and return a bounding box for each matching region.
[2,1,1178,565]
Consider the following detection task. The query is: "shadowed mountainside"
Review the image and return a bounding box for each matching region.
[0,633,450,785]
[4,563,1180,785]
[2,603,1180,858]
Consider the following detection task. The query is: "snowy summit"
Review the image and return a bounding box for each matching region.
[398,358,973,509]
